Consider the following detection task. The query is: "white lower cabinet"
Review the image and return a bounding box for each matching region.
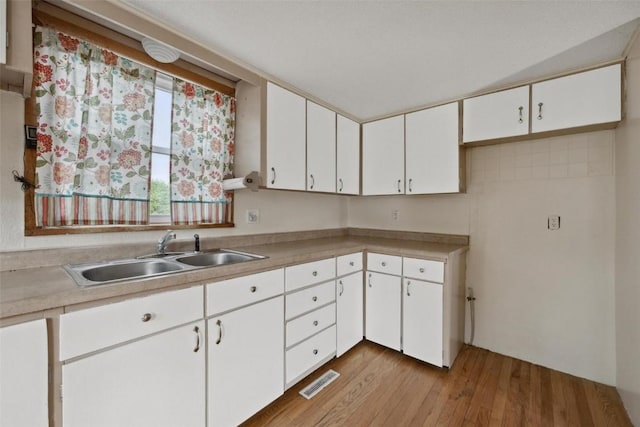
[62,321,205,427]
[336,272,363,357]
[365,271,401,351]
[403,278,443,367]
[0,319,49,427]
[208,296,284,427]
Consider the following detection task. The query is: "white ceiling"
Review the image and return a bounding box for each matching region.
[119,0,640,121]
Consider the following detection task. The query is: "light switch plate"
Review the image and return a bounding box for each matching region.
[246,209,260,224]
[548,215,560,230]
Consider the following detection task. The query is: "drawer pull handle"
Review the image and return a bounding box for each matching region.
[313,320,319,326]
[339,280,344,296]
[381,262,387,267]
[141,313,152,322]
[312,271,318,277]
[368,273,372,288]
[312,296,318,302]
[215,319,224,345]
[419,268,425,273]
[193,326,201,352]
[349,261,354,266]
[313,349,318,355]
[250,286,257,293]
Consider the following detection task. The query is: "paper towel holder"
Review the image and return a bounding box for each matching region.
[222,171,261,192]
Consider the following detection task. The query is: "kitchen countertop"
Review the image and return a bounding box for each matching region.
[0,235,468,319]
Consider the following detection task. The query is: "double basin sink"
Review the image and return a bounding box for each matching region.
[64,249,266,287]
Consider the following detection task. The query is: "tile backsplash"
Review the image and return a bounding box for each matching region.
[468,130,614,184]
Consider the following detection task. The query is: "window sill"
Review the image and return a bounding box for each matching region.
[25,222,234,236]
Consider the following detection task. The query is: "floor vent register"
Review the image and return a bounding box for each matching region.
[299,369,340,400]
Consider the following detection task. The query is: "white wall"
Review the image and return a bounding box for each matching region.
[349,131,617,385]
[0,87,347,252]
[615,38,640,424]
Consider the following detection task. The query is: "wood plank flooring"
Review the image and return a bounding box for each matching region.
[242,342,632,426]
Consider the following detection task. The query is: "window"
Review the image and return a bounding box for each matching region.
[24,14,236,236]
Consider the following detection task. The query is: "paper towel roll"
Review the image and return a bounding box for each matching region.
[222,171,261,192]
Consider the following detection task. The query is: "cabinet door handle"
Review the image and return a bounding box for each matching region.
[339,280,344,296]
[312,271,318,277]
[250,286,257,293]
[397,179,402,193]
[313,320,319,326]
[408,178,413,193]
[381,261,387,267]
[215,319,224,345]
[407,280,411,297]
[312,296,318,302]
[349,261,354,267]
[270,167,276,185]
[141,313,152,322]
[368,273,372,288]
[193,326,201,352]
[518,106,524,124]
[313,349,318,355]
[537,102,544,120]
[338,178,344,192]
[419,267,425,273]
[310,174,315,190]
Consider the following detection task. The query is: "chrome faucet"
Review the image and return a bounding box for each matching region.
[157,230,176,255]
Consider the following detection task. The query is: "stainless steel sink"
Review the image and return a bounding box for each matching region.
[175,249,266,267]
[64,249,266,287]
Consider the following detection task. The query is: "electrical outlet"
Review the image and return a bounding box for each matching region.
[246,209,260,224]
[548,215,560,230]
[392,210,400,221]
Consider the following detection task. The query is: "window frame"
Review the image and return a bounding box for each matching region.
[24,8,236,236]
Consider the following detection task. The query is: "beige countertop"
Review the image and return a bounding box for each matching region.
[0,235,467,320]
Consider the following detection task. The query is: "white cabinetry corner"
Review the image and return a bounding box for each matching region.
[266,82,306,190]
[336,115,361,195]
[406,102,460,194]
[306,100,336,193]
[0,319,49,427]
[362,115,405,195]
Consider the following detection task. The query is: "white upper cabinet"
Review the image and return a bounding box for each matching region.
[531,63,622,133]
[336,115,360,195]
[362,115,405,195]
[463,86,529,143]
[306,101,336,193]
[266,82,306,190]
[405,102,460,194]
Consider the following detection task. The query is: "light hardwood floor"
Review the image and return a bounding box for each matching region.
[243,341,632,426]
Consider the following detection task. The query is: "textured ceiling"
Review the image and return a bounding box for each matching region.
[119,0,640,121]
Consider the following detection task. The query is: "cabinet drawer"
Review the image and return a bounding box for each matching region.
[367,253,402,275]
[336,252,363,276]
[403,257,445,283]
[286,325,336,384]
[286,281,335,320]
[206,268,284,316]
[287,303,336,347]
[285,258,336,292]
[60,286,203,361]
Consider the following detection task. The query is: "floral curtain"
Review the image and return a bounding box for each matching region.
[33,26,156,226]
[170,79,235,224]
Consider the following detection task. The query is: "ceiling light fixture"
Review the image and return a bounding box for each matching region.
[141,37,180,63]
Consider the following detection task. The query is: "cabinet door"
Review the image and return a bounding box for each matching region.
[337,272,364,356]
[266,82,306,190]
[336,115,360,195]
[365,272,401,350]
[306,101,336,192]
[532,64,621,133]
[362,116,405,195]
[463,86,529,143]
[406,102,459,194]
[0,319,48,427]
[403,278,443,367]
[209,296,284,427]
[62,321,205,427]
